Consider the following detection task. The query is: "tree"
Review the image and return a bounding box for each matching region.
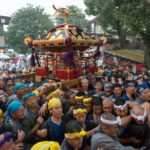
[54,5,91,32]
[113,0,150,69]
[84,0,129,48]
[6,4,54,54]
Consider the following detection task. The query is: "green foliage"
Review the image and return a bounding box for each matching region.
[113,0,150,68]
[6,4,54,54]
[114,0,150,44]
[84,0,130,48]
[84,0,127,35]
[55,5,91,32]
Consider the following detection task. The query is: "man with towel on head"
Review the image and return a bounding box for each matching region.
[90,112,134,150]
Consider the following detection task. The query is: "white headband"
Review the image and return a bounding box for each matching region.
[131,109,147,121]
[101,115,121,126]
[114,103,127,110]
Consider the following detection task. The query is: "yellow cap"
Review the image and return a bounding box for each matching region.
[46,89,60,100]
[0,109,3,115]
[65,129,86,139]
[75,96,84,100]
[73,108,87,115]
[31,141,60,150]
[83,98,92,103]
[32,89,40,96]
[48,98,61,109]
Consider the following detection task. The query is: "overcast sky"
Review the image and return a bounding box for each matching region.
[1,0,94,30]
[0,0,92,18]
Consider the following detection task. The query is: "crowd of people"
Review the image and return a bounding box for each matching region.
[0,58,27,72]
[0,64,150,150]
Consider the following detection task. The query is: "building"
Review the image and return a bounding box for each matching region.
[89,17,104,34]
[0,15,11,52]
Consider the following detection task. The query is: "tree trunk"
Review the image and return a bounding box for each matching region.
[119,36,126,48]
[115,20,126,48]
[144,44,150,69]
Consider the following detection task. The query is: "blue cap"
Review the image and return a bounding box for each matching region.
[22,93,35,102]
[13,83,25,94]
[137,86,148,95]
[138,82,148,88]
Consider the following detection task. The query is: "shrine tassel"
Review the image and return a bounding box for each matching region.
[93,40,103,72]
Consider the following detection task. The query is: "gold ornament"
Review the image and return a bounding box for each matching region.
[81,32,86,39]
[24,37,31,45]
[71,35,77,40]
[77,35,82,40]
[72,29,77,35]
[101,36,107,44]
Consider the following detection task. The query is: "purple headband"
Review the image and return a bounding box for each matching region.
[0,132,12,147]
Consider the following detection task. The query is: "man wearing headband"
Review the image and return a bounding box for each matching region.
[5,101,25,144]
[22,93,44,143]
[121,81,135,101]
[73,104,97,149]
[13,83,25,101]
[131,105,147,125]
[96,81,113,98]
[114,98,129,118]
[91,112,134,150]
[113,98,134,142]
[5,78,14,87]
[109,84,123,100]
[125,105,149,148]
[0,132,16,150]
[46,89,60,101]
[60,120,86,150]
[37,83,63,116]
[135,86,150,104]
[39,98,65,144]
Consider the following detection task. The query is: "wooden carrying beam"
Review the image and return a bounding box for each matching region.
[16,73,36,79]
[61,78,80,88]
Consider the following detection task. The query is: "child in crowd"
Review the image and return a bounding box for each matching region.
[60,120,86,150]
[75,91,85,105]
[73,104,97,149]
